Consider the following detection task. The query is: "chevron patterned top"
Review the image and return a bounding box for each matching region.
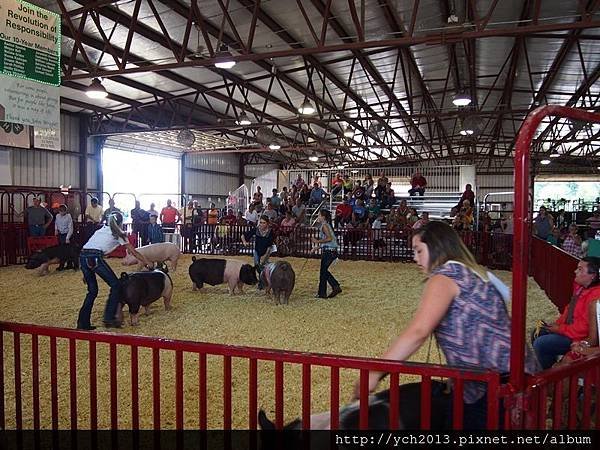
[432,261,540,403]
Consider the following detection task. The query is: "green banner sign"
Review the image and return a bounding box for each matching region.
[0,0,60,86]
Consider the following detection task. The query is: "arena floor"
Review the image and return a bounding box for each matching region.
[0,255,557,429]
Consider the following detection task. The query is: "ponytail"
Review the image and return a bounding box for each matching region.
[108,213,127,240]
[320,209,333,226]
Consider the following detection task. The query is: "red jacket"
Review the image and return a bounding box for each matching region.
[336,203,352,218]
[556,283,600,340]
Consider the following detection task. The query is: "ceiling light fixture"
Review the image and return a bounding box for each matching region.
[452,92,471,107]
[309,155,318,162]
[459,128,474,136]
[86,78,108,99]
[540,159,551,165]
[298,99,315,115]
[214,44,236,69]
[269,143,281,150]
[549,152,560,158]
[343,126,354,138]
[351,170,359,174]
[236,113,251,126]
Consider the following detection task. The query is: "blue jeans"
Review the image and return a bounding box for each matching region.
[318,249,339,297]
[533,333,572,369]
[29,224,45,237]
[78,251,121,328]
[254,250,269,289]
[58,233,68,245]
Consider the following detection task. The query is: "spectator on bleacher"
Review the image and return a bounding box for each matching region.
[386,207,403,232]
[534,206,554,240]
[147,215,164,244]
[245,203,259,226]
[331,173,344,198]
[407,208,419,227]
[293,174,306,190]
[375,172,388,202]
[556,209,568,230]
[253,186,264,205]
[181,200,195,226]
[457,184,475,209]
[207,203,219,225]
[222,209,236,226]
[367,198,381,222]
[292,198,306,222]
[376,171,389,190]
[280,210,296,229]
[160,199,180,232]
[263,201,278,222]
[102,198,122,224]
[312,174,322,188]
[382,182,396,209]
[54,204,73,245]
[562,224,583,258]
[25,197,53,237]
[269,188,282,209]
[280,186,289,203]
[364,178,375,200]
[352,180,365,202]
[290,185,299,202]
[412,211,430,230]
[363,173,373,186]
[299,184,311,204]
[147,203,159,221]
[342,174,354,195]
[546,228,561,246]
[460,200,474,231]
[586,209,600,238]
[408,171,427,196]
[533,257,600,369]
[397,199,409,219]
[235,211,247,226]
[85,197,103,223]
[309,182,327,207]
[254,202,264,214]
[335,196,353,229]
[352,198,368,223]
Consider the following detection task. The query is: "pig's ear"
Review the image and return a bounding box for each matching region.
[192,256,196,262]
[258,410,275,430]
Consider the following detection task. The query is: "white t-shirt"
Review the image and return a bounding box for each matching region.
[83,226,127,254]
[85,204,103,223]
[245,210,259,224]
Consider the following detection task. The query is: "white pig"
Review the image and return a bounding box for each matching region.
[122,242,181,272]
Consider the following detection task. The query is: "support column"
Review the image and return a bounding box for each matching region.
[181,153,187,200]
[238,154,245,187]
[79,117,88,195]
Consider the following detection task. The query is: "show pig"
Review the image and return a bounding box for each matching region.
[122,242,181,272]
[117,269,173,326]
[25,243,80,275]
[260,261,296,305]
[188,257,257,295]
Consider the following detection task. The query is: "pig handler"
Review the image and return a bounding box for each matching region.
[312,209,341,299]
[241,215,274,289]
[77,213,151,330]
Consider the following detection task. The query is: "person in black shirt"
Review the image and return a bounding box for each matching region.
[242,215,274,289]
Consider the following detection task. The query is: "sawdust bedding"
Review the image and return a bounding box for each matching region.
[0,255,557,429]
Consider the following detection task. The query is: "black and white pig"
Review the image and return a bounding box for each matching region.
[25,243,80,275]
[259,381,449,436]
[117,269,173,326]
[260,261,295,305]
[188,257,258,295]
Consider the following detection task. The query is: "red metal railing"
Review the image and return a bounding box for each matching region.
[0,321,501,430]
[530,237,578,310]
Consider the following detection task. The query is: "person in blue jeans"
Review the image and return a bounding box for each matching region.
[77,213,151,330]
[312,209,342,299]
[25,197,52,237]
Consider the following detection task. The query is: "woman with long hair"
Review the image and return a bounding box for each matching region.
[77,213,151,330]
[312,209,341,299]
[242,215,274,289]
[354,221,539,429]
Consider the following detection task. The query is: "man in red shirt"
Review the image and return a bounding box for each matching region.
[334,196,353,229]
[408,171,427,196]
[533,257,600,369]
[160,199,180,233]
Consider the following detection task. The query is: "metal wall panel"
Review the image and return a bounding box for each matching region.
[477,173,515,204]
[245,164,279,196]
[11,147,80,189]
[185,153,239,174]
[184,170,239,197]
[60,114,80,152]
[87,157,99,191]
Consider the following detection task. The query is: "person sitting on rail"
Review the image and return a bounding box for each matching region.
[553,299,600,366]
[532,257,600,369]
[334,196,353,229]
[354,221,539,429]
